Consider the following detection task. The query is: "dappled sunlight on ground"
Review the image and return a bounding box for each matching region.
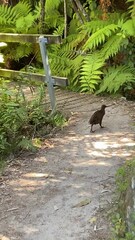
[0,236,11,240]
[1,91,135,239]
[7,130,135,197]
[72,160,112,167]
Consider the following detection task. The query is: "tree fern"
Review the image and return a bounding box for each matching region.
[16,14,37,33]
[68,18,80,34]
[45,10,64,29]
[122,19,135,36]
[81,20,112,35]
[69,54,83,87]
[127,0,135,17]
[48,43,72,77]
[46,0,62,12]
[97,66,135,94]
[48,42,83,87]
[13,1,32,18]
[80,53,104,92]
[45,0,63,29]
[0,5,18,27]
[0,1,40,63]
[83,24,118,51]
[0,1,33,31]
[101,34,126,60]
[53,25,65,35]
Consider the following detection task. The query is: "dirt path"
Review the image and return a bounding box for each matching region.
[0,90,135,240]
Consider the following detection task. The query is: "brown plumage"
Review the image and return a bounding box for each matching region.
[89,105,108,133]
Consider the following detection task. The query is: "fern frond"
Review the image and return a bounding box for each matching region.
[126,0,135,17]
[101,34,125,60]
[46,0,62,12]
[33,4,40,20]
[0,4,17,26]
[49,44,72,77]
[0,1,32,30]
[69,18,80,34]
[14,44,33,61]
[83,24,118,51]
[97,65,135,94]
[81,20,111,34]
[49,41,83,81]
[18,137,35,151]
[80,53,104,92]
[13,1,32,17]
[67,32,88,49]
[16,14,36,33]
[108,12,127,24]
[122,19,135,36]
[70,55,83,86]
[45,10,63,28]
[53,25,64,36]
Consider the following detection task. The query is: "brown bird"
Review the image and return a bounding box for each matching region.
[89,105,108,133]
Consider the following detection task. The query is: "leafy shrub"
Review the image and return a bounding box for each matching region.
[0,78,67,158]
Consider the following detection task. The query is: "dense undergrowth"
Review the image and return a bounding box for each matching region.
[0,78,67,163]
[0,0,134,98]
[111,160,135,240]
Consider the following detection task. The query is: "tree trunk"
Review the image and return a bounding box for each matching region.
[70,0,89,24]
[64,0,67,38]
[70,0,84,24]
[40,0,46,34]
[73,0,90,21]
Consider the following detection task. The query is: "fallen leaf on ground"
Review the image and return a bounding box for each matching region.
[72,199,91,208]
[89,217,97,224]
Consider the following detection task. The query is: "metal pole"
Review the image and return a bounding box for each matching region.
[38,36,56,111]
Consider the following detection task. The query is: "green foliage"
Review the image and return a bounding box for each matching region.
[49,42,76,76]
[0,78,67,158]
[115,165,129,193]
[116,160,135,193]
[46,0,62,12]
[48,2,135,93]
[127,0,135,17]
[112,213,126,239]
[0,0,134,96]
[50,111,67,127]
[13,1,32,18]
[97,66,135,94]
[0,1,40,64]
[111,160,135,240]
[101,35,127,60]
[122,19,135,37]
[81,19,112,34]
[0,1,33,32]
[83,24,118,50]
[80,53,104,92]
[15,14,36,33]
[0,4,18,27]
[45,0,64,32]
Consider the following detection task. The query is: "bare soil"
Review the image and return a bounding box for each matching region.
[0,89,135,240]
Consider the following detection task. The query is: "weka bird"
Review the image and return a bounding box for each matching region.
[89,105,108,133]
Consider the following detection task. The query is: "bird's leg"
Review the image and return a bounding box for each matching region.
[90,124,95,133]
[100,121,104,128]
